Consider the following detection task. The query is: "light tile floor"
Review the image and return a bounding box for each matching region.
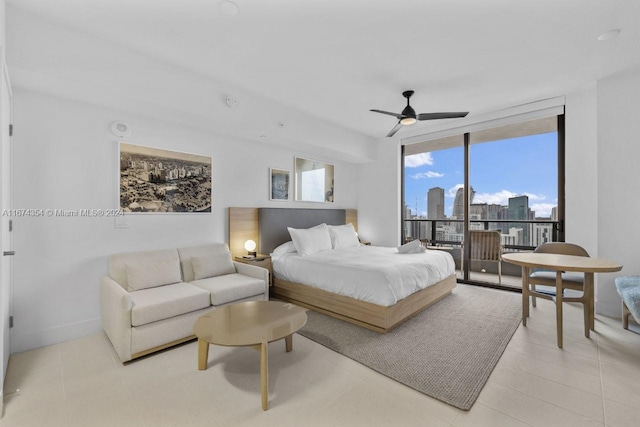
[2,296,640,427]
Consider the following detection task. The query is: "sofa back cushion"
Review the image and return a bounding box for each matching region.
[191,253,236,280]
[109,249,181,291]
[177,243,234,282]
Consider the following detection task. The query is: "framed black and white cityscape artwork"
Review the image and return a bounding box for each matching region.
[270,168,290,201]
[119,142,212,213]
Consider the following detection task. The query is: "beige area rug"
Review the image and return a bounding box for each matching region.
[298,284,521,410]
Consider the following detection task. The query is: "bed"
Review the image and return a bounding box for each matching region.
[228,207,457,333]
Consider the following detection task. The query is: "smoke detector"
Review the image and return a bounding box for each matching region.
[111,121,131,138]
[219,1,239,16]
[225,96,238,108]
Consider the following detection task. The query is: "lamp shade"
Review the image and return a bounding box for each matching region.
[244,240,257,252]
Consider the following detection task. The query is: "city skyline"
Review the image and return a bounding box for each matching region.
[404,132,558,219]
[119,143,212,213]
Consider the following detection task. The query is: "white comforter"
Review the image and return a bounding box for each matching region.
[272,245,455,306]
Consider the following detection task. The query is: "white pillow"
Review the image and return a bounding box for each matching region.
[126,259,181,291]
[287,223,333,256]
[328,223,360,249]
[191,253,236,280]
[398,239,421,254]
[272,241,297,256]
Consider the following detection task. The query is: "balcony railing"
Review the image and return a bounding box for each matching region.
[403,218,561,289]
[403,218,560,251]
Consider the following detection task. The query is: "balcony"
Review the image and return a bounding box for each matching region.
[403,218,561,290]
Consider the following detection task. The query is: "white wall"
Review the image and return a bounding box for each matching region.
[564,87,598,254]
[595,68,640,316]
[7,6,374,165]
[357,139,402,247]
[10,89,358,353]
[0,0,4,50]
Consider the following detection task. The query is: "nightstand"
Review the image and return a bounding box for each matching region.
[234,254,273,287]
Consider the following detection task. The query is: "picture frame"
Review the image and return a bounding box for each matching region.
[294,157,334,203]
[118,142,212,213]
[269,168,290,201]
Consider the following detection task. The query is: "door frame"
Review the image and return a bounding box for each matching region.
[0,51,14,417]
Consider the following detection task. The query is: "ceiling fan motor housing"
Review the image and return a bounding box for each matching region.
[401,90,416,118]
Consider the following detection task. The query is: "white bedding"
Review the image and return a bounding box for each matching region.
[272,245,455,306]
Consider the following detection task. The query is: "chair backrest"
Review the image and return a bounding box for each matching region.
[469,230,502,262]
[533,242,589,257]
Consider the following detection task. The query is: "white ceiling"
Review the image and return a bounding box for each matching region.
[6,0,640,161]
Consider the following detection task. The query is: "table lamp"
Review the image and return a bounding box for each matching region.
[244,239,257,258]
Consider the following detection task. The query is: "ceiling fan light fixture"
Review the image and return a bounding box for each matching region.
[400,117,417,125]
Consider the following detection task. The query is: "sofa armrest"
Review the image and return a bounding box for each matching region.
[101,276,134,362]
[233,262,269,300]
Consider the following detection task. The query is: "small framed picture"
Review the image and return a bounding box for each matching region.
[269,168,290,201]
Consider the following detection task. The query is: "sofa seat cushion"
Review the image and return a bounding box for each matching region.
[190,273,265,306]
[130,282,210,327]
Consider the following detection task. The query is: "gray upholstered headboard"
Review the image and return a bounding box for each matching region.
[258,208,346,254]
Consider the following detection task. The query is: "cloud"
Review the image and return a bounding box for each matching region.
[471,191,555,216]
[522,192,546,201]
[473,190,517,205]
[443,186,555,216]
[411,171,444,179]
[404,152,434,167]
[446,184,464,198]
[530,203,555,218]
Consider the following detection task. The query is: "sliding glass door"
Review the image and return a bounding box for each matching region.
[402,115,563,290]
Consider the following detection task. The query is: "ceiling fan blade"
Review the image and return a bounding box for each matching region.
[371,109,403,119]
[417,112,469,121]
[386,122,402,137]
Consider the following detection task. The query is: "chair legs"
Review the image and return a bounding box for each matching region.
[529,285,592,339]
[622,300,630,330]
[563,291,592,338]
[531,284,537,307]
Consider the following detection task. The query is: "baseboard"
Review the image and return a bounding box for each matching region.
[11,317,103,354]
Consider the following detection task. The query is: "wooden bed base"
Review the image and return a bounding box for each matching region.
[273,274,457,333]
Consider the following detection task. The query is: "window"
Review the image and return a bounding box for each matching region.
[402,114,564,289]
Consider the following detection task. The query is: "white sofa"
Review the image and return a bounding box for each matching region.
[101,243,269,362]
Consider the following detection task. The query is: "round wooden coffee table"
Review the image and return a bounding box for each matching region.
[193,300,307,410]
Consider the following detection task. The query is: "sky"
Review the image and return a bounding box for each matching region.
[404,132,558,218]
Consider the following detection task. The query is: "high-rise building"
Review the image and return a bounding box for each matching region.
[403,203,412,241]
[486,204,503,232]
[452,186,475,219]
[427,187,445,220]
[452,186,475,232]
[508,195,529,245]
[531,222,554,247]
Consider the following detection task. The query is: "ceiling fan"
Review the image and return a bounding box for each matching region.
[370,90,469,137]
